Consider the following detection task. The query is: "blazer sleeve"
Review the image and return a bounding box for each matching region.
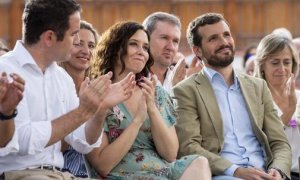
[173,81,232,175]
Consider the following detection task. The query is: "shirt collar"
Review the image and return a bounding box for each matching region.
[13,40,37,67]
[203,66,239,89]
[13,40,57,72]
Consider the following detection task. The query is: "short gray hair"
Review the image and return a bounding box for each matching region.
[143,11,181,35]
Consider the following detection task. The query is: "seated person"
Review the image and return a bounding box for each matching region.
[60,20,99,178]
[244,55,256,76]
[174,13,291,180]
[255,33,300,180]
[242,44,257,68]
[86,21,211,180]
[60,20,135,178]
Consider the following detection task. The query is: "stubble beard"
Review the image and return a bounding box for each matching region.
[204,46,234,68]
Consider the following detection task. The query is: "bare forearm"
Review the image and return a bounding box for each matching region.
[85,110,107,144]
[47,106,94,147]
[0,120,15,147]
[149,107,178,162]
[88,121,142,176]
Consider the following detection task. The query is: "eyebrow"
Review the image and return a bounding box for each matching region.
[129,38,149,45]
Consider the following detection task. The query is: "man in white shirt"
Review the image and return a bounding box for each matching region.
[0,72,24,148]
[142,12,183,93]
[143,12,202,94]
[0,0,133,179]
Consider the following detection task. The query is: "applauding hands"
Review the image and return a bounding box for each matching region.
[0,72,25,116]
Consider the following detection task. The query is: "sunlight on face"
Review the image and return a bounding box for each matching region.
[263,46,293,87]
[121,30,150,74]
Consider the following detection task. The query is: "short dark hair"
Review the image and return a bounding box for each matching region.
[89,21,154,81]
[22,0,81,45]
[186,13,228,48]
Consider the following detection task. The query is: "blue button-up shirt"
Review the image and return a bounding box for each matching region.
[204,67,266,176]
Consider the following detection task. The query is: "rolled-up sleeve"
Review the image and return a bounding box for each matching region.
[65,124,103,154]
[0,130,19,156]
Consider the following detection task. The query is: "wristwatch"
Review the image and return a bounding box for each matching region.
[0,109,18,121]
[270,168,290,180]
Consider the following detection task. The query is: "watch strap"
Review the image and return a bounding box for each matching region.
[0,109,18,121]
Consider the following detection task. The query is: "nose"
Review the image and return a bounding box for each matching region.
[277,63,285,72]
[219,36,228,46]
[73,33,80,45]
[81,43,89,55]
[136,45,144,55]
[166,40,177,51]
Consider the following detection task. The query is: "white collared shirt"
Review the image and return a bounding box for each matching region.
[273,90,300,173]
[0,41,101,173]
[156,67,173,94]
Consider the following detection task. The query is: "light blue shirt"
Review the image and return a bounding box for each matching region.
[204,67,266,176]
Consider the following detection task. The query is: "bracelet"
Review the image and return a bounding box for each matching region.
[0,109,18,121]
[288,119,297,128]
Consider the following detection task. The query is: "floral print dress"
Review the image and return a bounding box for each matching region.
[103,86,198,180]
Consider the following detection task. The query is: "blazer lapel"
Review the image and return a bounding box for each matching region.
[195,71,224,146]
[238,74,263,131]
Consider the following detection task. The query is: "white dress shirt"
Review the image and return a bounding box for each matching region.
[156,67,173,94]
[0,41,102,173]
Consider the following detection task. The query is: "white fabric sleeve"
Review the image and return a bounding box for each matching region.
[63,74,102,154]
[14,95,52,155]
[65,124,103,154]
[0,129,19,156]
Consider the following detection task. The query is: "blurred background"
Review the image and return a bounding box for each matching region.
[1,0,300,60]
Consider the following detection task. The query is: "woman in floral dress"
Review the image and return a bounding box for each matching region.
[87,21,211,180]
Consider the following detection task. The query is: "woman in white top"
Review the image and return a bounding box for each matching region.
[255,33,300,180]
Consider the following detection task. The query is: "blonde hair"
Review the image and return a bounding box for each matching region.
[255,33,299,79]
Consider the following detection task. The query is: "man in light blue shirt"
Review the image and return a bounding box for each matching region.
[174,13,291,180]
[204,67,266,177]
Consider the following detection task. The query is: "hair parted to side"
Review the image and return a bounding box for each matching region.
[22,0,81,45]
[80,20,99,44]
[255,33,299,79]
[89,21,154,81]
[59,20,99,78]
[186,13,229,48]
[142,11,181,35]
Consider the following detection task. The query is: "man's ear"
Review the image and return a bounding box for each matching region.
[192,46,202,60]
[41,30,56,47]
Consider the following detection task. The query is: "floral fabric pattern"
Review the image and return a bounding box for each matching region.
[101,86,199,180]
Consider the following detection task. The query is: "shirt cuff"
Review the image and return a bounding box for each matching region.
[224,164,240,176]
[65,123,103,154]
[0,130,19,156]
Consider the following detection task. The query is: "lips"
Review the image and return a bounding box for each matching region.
[77,56,89,62]
[162,53,173,59]
[216,45,233,54]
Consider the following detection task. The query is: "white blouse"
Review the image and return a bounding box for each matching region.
[274,90,300,173]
